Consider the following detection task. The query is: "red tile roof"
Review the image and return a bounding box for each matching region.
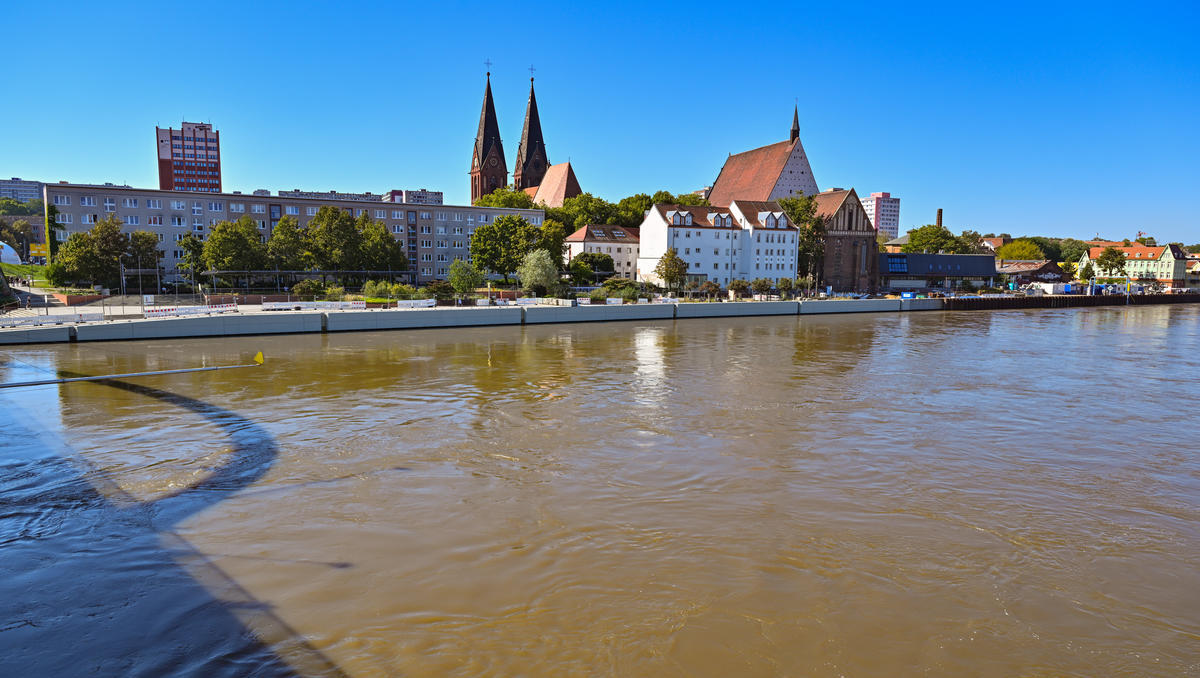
[1086,245,1171,260]
[650,204,734,229]
[728,199,791,228]
[812,189,852,219]
[565,225,639,243]
[707,140,795,207]
[531,162,582,208]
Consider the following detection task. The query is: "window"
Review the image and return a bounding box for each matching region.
[306,207,317,216]
[454,212,464,221]
[392,225,403,234]
[171,200,186,210]
[436,240,447,249]
[209,201,224,211]
[80,196,96,207]
[256,220,266,230]
[156,233,164,242]
[285,205,299,216]
[122,198,138,208]
[147,215,162,225]
[612,229,625,238]
[408,211,417,223]
[81,214,95,224]
[392,210,404,219]
[420,225,432,234]
[375,210,386,218]
[171,216,185,226]
[251,204,266,214]
[684,248,690,255]
[436,212,447,220]
[355,209,365,217]
[53,195,71,206]
[420,211,431,220]
[193,218,203,231]
[421,240,432,248]
[56,213,72,223]
[125,215,139,225]
[230,203,245,213]
[146,199,162,209]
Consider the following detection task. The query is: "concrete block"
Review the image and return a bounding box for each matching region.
[900,298,945,312]
[222,312,324,335]
[0,325,73,345]
[325,307,522,332]
[523,303,675,324]
[675,301,799,318]
[799,299,902,314]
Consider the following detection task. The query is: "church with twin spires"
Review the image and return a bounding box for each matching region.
[469,73,581,207]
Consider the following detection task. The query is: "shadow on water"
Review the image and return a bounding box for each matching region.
[0,376,349,678]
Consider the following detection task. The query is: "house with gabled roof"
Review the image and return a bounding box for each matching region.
[1076,244,1190,289]
[635,200,798,288]
[565,225,640,280]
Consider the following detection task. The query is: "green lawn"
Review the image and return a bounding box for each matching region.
[1,262,50,287]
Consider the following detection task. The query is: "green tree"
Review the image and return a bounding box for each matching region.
[902,224,964,254]
[90,215,131,288]
[447,259,485,298]
[750,278,773,296]
[956,230,987,254]
[0,218,33,259]
[1079,262,1095,280]
[48,232,103,287]
[536,218,567,268]
[178,234,207,284]
[306,206,362,273]
[473,185,536,208]
[1019,236,1062,261]
[649,190,708,207]
[124,231,162,290]
[777,277,794,298]
[358,215,407,273]
[615,193,653,228]
[779,195,827,287]
[653,247,688,293]
[267,215,308,270]
[204,216,267,272]
[516,249,560,296]
[544,193,618,230]
[574,251,614,273]
[995,239,1046,260]
[699,280,720,298]
[469,214,538,283]
[728,279,750,298]
[568,258,594,286]
[1095,246,1128,277]
[1059,238,1088,264]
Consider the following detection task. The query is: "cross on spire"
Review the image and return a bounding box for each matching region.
[528,64,536,80]
[483,57,493,73]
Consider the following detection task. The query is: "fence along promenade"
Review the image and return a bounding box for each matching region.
[0,294,1196,345]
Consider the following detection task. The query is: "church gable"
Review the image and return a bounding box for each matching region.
[768,140,819,201]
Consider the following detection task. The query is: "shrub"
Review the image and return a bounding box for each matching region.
[390,283,415,299]
[291,278,324,298]
[424,281,455,300]
[362,279,388,298]
[589,288,608,303]
[323,286,346,301]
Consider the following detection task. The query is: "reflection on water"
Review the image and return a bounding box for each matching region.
[2,305,1200,677]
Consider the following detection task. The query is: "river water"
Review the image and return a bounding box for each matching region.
[2,305,1198,677]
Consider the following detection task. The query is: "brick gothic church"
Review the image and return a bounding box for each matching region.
[470,73,581,206]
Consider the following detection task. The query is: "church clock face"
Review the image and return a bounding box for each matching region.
[490,157,498,167]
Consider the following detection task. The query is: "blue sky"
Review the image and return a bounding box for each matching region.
[5,1,1198,242]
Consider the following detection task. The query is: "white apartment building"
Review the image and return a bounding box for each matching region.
[860,191,900,239]
[636,201,798,288]
[1,177,44,203]
[565,225,640,280]
[42,183,542,283]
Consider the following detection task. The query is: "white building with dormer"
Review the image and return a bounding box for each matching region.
[636,200,798,288]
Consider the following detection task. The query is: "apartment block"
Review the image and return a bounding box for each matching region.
[1,177,44,203]
[156,122,222,193]
[860,191,900,239]
[386,189,444,205]
[43,184,543,283]
[636,201,799,288]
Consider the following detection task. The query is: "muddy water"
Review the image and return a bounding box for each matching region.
[2,305,1199,676]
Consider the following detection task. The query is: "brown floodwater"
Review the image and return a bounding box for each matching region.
[2,305,1198,677]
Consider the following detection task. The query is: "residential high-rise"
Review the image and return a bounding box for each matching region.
[156,122,222,193]
[469,73,507,202]
[860,191,900,239]
[0,177,44,203]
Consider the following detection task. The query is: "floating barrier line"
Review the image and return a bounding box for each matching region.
[0,352,264,389]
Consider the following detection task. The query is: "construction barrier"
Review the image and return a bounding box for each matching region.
[144,304,238,319]
[262,300,369,311]
[1,313,105,328]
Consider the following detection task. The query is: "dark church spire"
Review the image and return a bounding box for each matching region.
[470,72,508,201]
[790,105,800,143]
[514,77,549,191]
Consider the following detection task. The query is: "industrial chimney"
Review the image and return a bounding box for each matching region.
[936,208,943,229]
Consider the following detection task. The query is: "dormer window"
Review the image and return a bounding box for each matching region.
[684,214,693,226]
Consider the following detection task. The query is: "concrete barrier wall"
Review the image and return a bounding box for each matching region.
[75,312,324,342]
[676,301,799,318]
[800,299,902,314]
[326,307,522,332]
[900,298,945,312]
[0,325,73,344]
[524,304,675,324]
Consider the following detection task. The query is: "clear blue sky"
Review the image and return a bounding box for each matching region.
[5,1,1198,243]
